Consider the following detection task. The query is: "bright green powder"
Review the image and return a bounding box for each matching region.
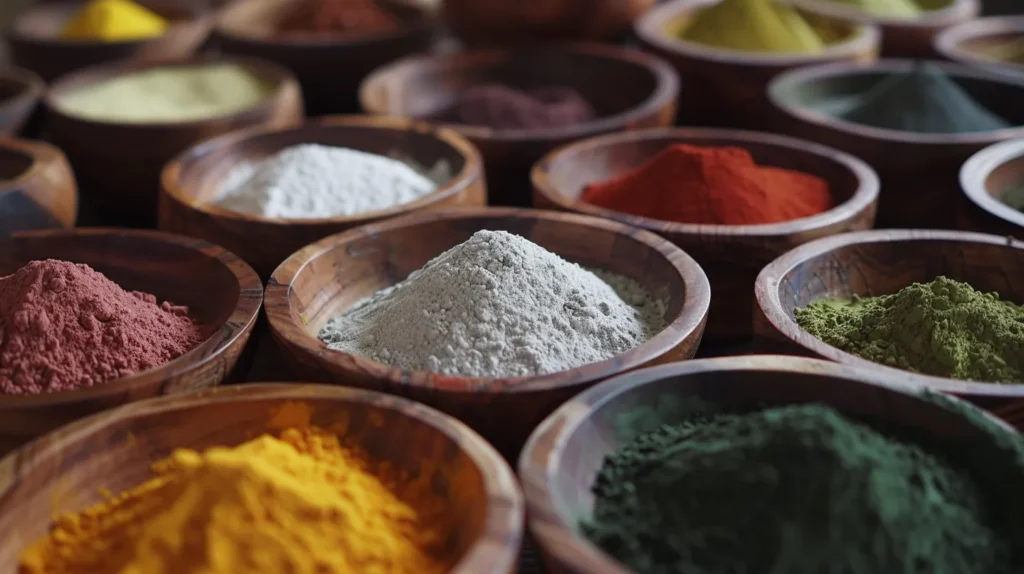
[795,276,1024,383]
[679,0,826,54]
[828,0,922,17]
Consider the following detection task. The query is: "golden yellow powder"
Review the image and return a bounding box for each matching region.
[680,0,826,54]
[60,0,168,42]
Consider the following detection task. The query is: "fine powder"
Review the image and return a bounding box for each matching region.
[431,84,596,130]
[214,144,438,219]
[680,0,826,54]
[0,260,205,395]
[279,0,399,35]
[318,230,666,378]
[1003,181,1024,212]
[829,0,922,17]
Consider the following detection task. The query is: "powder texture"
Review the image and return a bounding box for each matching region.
[795,276,1024,383]
[432,84,595,130]
[60,0,168,41]
[581,144,832,225]
[318,230,665,378]
[0,259,205,395]
[829,0,922,17]
[680,0,826,54]
[214,144,438,219]
[280,0,399,35]
[1003,181,1024,212]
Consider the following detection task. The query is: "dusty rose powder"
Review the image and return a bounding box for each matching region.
[0,259,206,395]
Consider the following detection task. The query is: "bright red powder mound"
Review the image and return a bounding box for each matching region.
[0,260,206,395]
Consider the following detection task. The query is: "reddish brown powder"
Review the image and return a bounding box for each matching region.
[0,260,205,395]
[280,0,399,34]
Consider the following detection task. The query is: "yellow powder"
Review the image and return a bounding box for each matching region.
[829,0,922,16]
[60,0,169,42]
[680,0,826,54]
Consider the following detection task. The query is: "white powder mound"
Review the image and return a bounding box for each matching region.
[213,144,438,219]
[318,230,666,378]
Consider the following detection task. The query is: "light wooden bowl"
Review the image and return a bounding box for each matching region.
[754,229,1024,417]
[935,16,1024,78]
[634,0,879,128]
[359,44,679,206]
[0,383,524,573]
[518,354,1021,574]
[769,59,1024,229]
[532,127,879,344]
[7,0,212,82]
[0,66,44,137]
[958,137,1024,237]
[44,55,304,227]
[265,207,710,457]
[0,228,262,455]
[160,115,487,279]
[0,136,77,232]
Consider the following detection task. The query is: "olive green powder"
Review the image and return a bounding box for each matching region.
[795,277,1024,383]
[1003,181,1024,212]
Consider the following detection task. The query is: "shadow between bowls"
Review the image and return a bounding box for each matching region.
[517,354,1020,574]
[159,114,487,280]
[358,43,680,207]
[0,228,263,455]
[957,137,1024,238]
[264,206,711,458]
[0,383,524,573]
[0,66,44,137]
[531,127,880,345]
[0,136,77,234]
[934,16,1024,79]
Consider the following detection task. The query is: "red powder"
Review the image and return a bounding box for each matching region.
[0,260,206,395]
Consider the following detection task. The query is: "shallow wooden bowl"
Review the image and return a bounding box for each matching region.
[160,115,487,279]
[265,207,711,457]
[518,354,1020,574]
[7,1,212,82]
[634,0,879,128]
[0,383,524,573]
[0,66,44,137]
[0,228,262,455]
[769,59,1024,229]
[0,136,77,233]
[44,55,304,227]
[958,137,1024,237]
[935,16,1024,78]
[359,44,680,207]
[532,127,879,344]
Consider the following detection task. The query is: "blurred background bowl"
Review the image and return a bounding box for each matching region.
[0,136,77,232]
[934,15,1024,78]
[957,137,1024,238]
[0,66,44,136]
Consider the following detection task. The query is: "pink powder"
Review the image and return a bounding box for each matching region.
[0,259,206,395]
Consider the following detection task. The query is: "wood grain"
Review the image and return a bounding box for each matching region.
[0,136,77,233]
[0,66,44,137]
[957,137,1024,238]
[934,15,1024,78]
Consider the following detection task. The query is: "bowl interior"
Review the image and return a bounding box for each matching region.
[983,147,1024,207]
[218,0,427,40]
[12,1,196,40]
[0,146,33,181]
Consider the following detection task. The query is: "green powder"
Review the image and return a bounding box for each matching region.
[679,0,825,54]
[1003,181,1024,212]
[981,37,1024,65]
[828,0,922,16]
[795,276,1024,383]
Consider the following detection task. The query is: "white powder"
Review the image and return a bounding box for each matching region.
[318,230,666,378]
[213,144,439,219]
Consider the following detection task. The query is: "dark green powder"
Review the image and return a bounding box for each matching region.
[1003,181,1024,212]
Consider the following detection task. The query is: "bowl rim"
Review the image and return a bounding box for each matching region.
[0,137,66,193]
[0,382,525,574]
[0,65,45,115]
[8,0,208,47]
[0,227,263,407]
[789,0,978,27]
[357,42,680,143]
[265,206,712,394]
[160,114,485,225]
[516,353,1017,574]
[754,228,1024,396]
[960,137,1024,229]
[531,126,880,234]
[934,15,1024,74]
[767,58,1024,145]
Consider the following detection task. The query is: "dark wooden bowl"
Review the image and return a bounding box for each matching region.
[0,228,262,455]
[0,136,77,233]
[753,229,1024,419]
[215,0,436,116]
[265,207,711,457]
[769,59,1024,229]
[0,383,524,573]
[44,55,304,227]
[958,137,1024,237]
[7,1,213,82]
[160,114,488,280]
[359,44,680,207]
[634,0,880,128]
[934,16,1024,78]
[518,354,1020,574]
[0,66,44,137]
[532,127,879,344]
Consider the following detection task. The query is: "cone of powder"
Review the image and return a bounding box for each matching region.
[828,0,922,17]
[680,0,825,54]
[60,0,169,41]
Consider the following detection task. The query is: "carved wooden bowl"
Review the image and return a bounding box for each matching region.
[518,354,1019,573]
[44,55,304,227]
[0,66,44,137]
[958,137,1024,238]
[0,228,262,455]
[359,44,680,207]
[264,207,711,457]
[935,16,1024,78]
[532,127,879,344]
[0,136,77,233]
[160,115,487,279]
[0,383,524,573]
[769,59,1024,229]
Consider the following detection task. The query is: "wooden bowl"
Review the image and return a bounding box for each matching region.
[532,127,879,344]
[359,44,680,207]
[7,0,213,82]
[44,55,304,227]
[753,229,1024,415]
[160,114,488,280]
[265,207,711,457]
[0,383,524,573]
[0,228,263,455]
[769,59,1024,229]
[634,0,880,128]
[0,66,44,137]
[0,136,77,233]
[518,354,1021,574]
[215,0,436,116]
[934,16,1024,78]
[958,137,1024,237]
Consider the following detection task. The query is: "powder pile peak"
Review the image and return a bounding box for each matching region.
[830,0,922,17]
[680,0,826,54]
[60,0,169,42]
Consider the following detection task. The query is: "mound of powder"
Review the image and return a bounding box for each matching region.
[318,230,666,378]
[0,260,206,395]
